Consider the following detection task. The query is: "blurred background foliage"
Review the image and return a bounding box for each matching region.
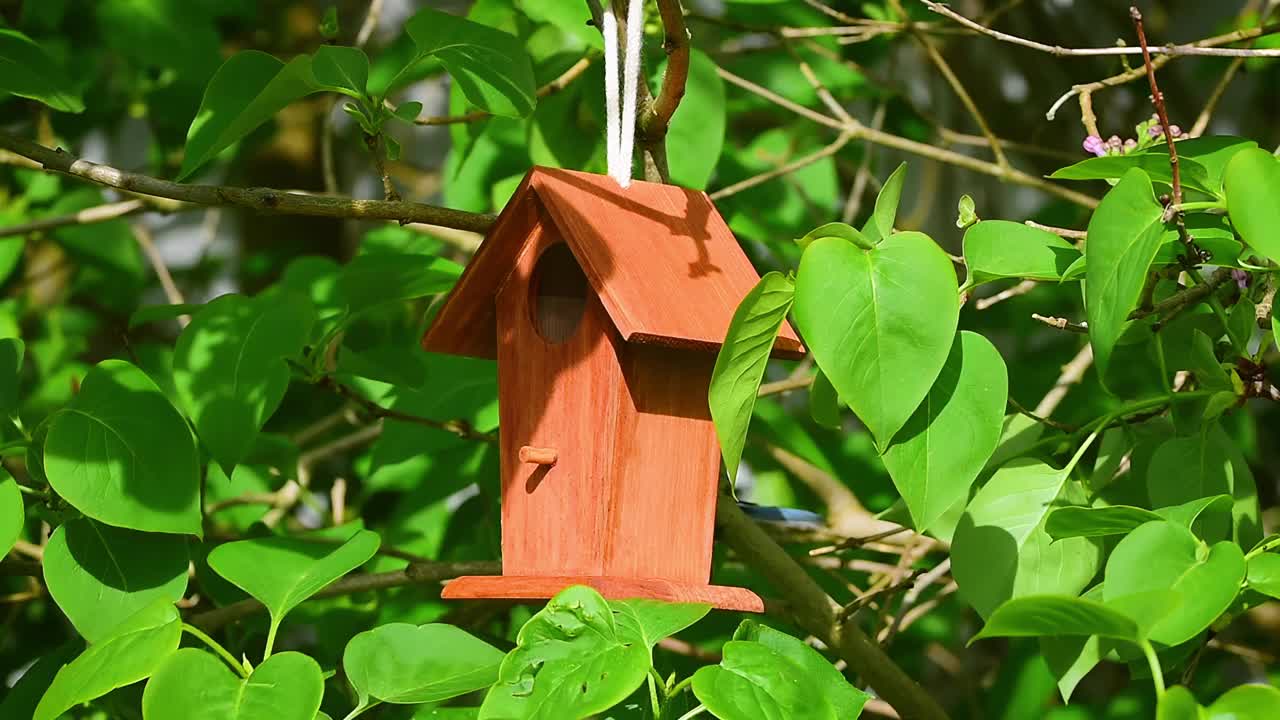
[1,0,1278,718]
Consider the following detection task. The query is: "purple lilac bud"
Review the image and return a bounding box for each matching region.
[1148,124,1164,138]
[1232,269,1249,291]
[1168,125,1182,138]
[1083,135,1106,157]
[1123,138,1138,152]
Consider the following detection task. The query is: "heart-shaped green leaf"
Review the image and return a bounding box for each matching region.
[174,291,314,473]
[882,331,1007,532]
[207,527,380,652]
[709,271,795,481]
[962,220,1082,289]
[42,518,188,643]
[1157,685,1203,720]
[1247,553,1280,598]
[0,28,84,113]
[44,360,201,535]
[1104,520,1245,646]
[337,253,462,317]
[1224,147,1280,265]
[344,623,503,709]
[793,232,959,447]
[403,8,536,117]
[312,45,369,99]
[1147,427,1259,548]
[1085,168,1167,387]
[610,599,710,648]
[691,621,869,720]
[179,51,320,179]
[479,586,650,720]
[35,600,182,720]
[1045,505,1164,540]
[1205,683,1280,719]
[952,459,1101,618]
[143,649,324,720]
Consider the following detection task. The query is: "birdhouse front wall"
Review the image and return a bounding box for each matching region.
[494,222,624,579]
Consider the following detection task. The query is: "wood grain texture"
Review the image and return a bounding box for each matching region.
[495,220,622,578]
[603,344,721,584]
[423,167,804,360]
[441,575,765,612]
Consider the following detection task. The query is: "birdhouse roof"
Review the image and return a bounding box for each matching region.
[422,167,805,360]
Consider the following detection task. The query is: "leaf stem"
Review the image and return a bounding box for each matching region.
[182,623,249,679]
[263,620,280,661]
[648,670,663,717]
[668,675,695,698]
[341,701,377,720]
[675,705,708,720]
[1141,639,1166,699]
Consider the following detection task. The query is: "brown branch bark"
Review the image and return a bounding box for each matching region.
[716,496,950,720]
[0,132,496,234]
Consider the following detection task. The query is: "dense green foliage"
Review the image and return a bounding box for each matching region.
[1,1,1279,718]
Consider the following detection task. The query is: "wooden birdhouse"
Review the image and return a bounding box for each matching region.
[422,167,804,612]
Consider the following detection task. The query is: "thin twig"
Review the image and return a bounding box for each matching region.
[0,132,495,233]
[925,1,1280,57]
[1032,313,1088,333]
[710,133,853,200]
[643,0,691,140]
[416,56,594,126]
[1025,220,1087,240]
[843,102,887,223]
[975,280,1037,310]
[1034,344,1094,418]
[0,199,147,240]
[130,223,188,325]
[323,377,495,443]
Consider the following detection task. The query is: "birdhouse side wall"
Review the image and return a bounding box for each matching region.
[601,344,721,585]
[494,227,624,578]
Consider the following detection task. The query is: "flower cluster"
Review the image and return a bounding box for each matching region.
[1082,115,1184,157]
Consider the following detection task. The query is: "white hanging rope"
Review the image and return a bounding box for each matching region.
[603,0,644,188]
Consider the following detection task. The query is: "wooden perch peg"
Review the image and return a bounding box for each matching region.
[519,446,558,465]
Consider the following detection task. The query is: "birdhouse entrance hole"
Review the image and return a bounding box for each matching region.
[530,243,587,344]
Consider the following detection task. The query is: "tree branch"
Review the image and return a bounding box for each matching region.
[715,496,950,720]
[0,132,496,234]
[0,199,148,240]
[642,0,691,140]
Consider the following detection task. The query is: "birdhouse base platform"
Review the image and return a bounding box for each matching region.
[442,575,764,612]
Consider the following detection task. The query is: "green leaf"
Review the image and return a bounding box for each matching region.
[344,623,504,708]
[142,649,324,720]
[0,337,24,416]
[1246,553,1280,599]
[1175,136,1260,192]
[1224,148,1280,264]
[174,292,314,473]
[665,49,726,190]
[961,221,1081,289]
[0,28,84,112]
[610,599,711,648]
[392,100,424,123]
[479,586,650,720]
[1104,520,1245,646]
[973,595,1143,643]
[179,51,320,179]
[809,369,842,428]
[337,253,462,317]
[956,194,978,229]
[709,272,795,481]
[882,331,1008,532]
[34,600,182,720]
[207,528,380,649]
[312,45,369,98]
[1205,683,1280,719]
[1155,494,1235,541]
[952,459,1101,618]
[1052,153,1213,195]
[403,8,537,117]
[1085,168,1167,387]
[862,162,906,244]
[42,518,188,644]
[1147,427,1259,547]
[691,622,869,720]
[1157,686,1204,720]
[793,232,959,447]
[1045,505,1164,540]
[0,469,22,558]
[44,360,201,535]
